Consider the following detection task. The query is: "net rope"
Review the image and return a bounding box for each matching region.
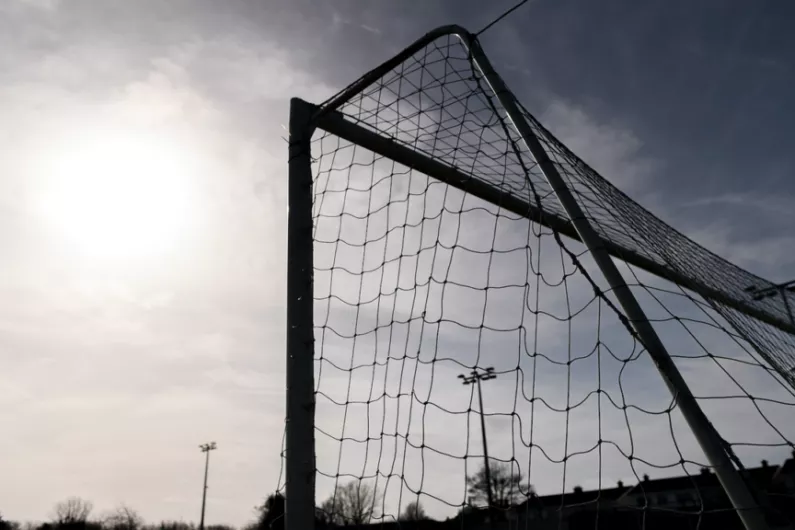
[283,29,795,529]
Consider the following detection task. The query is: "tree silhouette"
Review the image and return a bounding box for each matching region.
[143,522,193,530]
[254,493,284,530]
[0,512,19,530]
[102,506,143,530]
[400,501,428,521]
[466,461,532,509]
[52,498,93,527]
[318,480,381,526]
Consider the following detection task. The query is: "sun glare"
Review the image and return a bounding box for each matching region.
[39,129,194,261]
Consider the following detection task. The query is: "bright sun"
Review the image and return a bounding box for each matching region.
[39,129,194,261]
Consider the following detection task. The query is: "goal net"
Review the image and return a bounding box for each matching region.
[283,26,795,530]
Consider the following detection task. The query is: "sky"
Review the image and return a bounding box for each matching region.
[1,0,795,526]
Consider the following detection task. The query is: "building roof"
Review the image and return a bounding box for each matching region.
[622,469,722,497]
[773,450,795,481]
[516,484,630,512]
[516,455,793,513]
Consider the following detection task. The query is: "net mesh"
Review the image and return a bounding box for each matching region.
[286,29,795,528]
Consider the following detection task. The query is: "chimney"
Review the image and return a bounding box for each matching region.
[643,474,649,482]
[761,460,769,468]
[574,486,583,495]
[617,480,624,489]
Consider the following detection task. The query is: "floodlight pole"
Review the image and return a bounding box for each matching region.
[460,367,497,510]
[458,33,770,530]
[198,442,217,530]
[285,97,317,530]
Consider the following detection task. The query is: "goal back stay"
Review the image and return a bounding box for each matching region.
[285,25,795,530]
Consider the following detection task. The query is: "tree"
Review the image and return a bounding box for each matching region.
[102,506,143,530]
[143,522,193,530]
[0,512,20,530]
[318,480,381,526]
[52,498,93,526]
[399,501,427,522]
[254,493,284,530]
[466,461,532,509]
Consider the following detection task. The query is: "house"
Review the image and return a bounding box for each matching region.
[504,451,795,530]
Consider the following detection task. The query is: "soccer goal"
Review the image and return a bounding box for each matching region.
[284,25,795,530]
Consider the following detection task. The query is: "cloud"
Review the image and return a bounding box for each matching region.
[686,224,795,279]
[540,100,659,196]
[159,36,338,107]
[0,5,341,524]
[681,191,795,223]
[9,0,59,10]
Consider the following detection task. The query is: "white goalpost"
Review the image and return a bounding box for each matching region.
[285,25,795,530]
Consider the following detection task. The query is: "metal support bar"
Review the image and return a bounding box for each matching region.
[318,25,474,117]
[286,97,316,530]
[459,34,770,530]
[778,282,795,324]
[313,107,795,338]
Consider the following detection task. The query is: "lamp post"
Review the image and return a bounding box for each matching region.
[459,367,497,510]
[199,442,217,530]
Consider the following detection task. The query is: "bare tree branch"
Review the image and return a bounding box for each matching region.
[52,498,93,526]
[318,480,381,525]
[466,461,533,508]
[399,501,427,521]
[102,505,143,530]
